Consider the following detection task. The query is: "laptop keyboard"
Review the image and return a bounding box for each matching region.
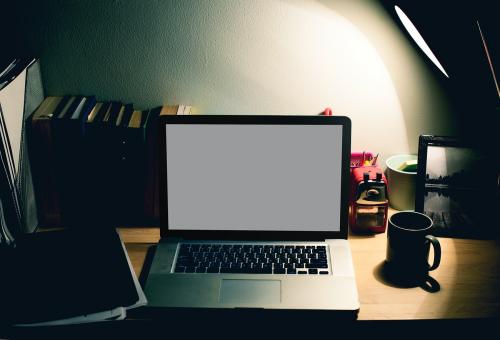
[173,244,329,275]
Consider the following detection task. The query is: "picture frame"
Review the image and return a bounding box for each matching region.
[416,135,499,239]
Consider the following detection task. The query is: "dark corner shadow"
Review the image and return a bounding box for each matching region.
[373,261,441,292]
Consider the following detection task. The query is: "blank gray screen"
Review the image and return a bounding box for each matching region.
[166,124,343,231]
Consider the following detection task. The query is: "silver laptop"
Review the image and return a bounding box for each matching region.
[143,115,359,314]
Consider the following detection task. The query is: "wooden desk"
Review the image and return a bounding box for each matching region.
[119,228,500,320]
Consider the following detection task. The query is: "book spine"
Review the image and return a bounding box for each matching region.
[28,114,62,227]
[115,120,146,225]
[51,96,93,228]
[143,107,163,224]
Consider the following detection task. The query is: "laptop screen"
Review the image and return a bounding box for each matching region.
[164,123,343,232]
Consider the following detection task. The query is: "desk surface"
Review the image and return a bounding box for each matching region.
[120,228,500,320]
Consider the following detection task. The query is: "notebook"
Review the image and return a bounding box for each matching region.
[0,228,145,325]
[143,115,359,314]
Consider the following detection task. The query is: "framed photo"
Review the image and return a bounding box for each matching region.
[416,135,499,239]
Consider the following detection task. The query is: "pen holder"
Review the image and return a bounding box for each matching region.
[349,165,389,234]
[350,151,374,171]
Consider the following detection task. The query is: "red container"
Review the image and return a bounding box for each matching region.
[349,165,388,234]
[350,151,374,170]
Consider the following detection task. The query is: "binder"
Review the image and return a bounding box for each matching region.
[0,58,43,235]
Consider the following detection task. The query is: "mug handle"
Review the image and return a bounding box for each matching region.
[426,235,441,271]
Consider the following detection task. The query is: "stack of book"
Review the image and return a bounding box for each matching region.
[2,60,147,327]
[29,98,192,228]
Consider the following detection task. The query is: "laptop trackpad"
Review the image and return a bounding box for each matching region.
[220,279,281,305]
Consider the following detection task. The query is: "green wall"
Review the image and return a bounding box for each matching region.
[18,0,457,163]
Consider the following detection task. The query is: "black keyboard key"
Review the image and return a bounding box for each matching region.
[175,266,185,273]
[297,270,308,274]
[185,266,196,273]
[195,267,207,273]
[274,268,286,274]
[176,258,193,266]
[309,261,328,268]
[207,267,220,273]
[256,254,267,261]
[262,263,273,270]
[241,263,253,271]
[308,268,318,274]
[319,271,329,275]
[253,268,273,274]
[287,268,297,274]
[179,245,191,254]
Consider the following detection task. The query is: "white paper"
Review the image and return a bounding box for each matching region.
[0,68,26,176]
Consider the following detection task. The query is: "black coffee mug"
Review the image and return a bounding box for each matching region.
[385,211,441,286]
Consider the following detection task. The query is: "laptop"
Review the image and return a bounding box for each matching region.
[143,115,359,314]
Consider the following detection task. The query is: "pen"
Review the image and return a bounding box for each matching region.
[371,153,379,166]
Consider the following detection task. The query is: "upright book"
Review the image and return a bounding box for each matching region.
[144,105,178,224]
[28,96,64,227]
[51,95,96,228]
[113,105,150,225]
